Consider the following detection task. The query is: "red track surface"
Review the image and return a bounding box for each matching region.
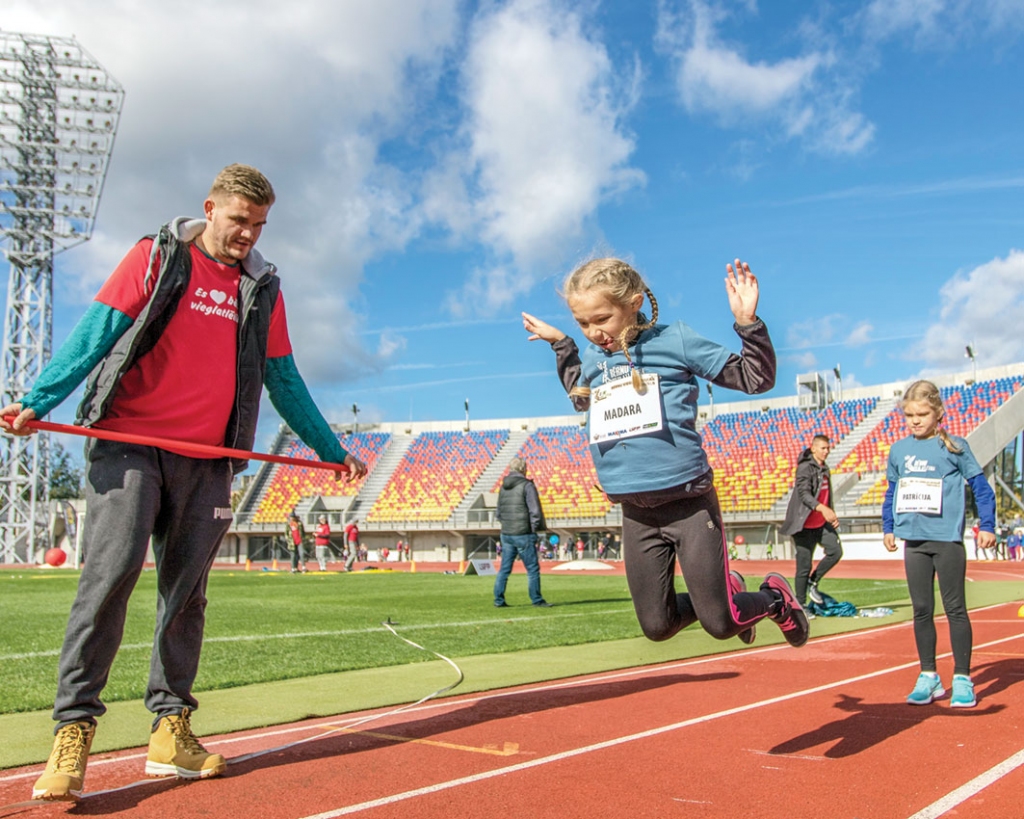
[2,595,1023,819]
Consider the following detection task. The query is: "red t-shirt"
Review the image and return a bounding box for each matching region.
[93,239,291,451]
[315,523,331,546]
[345,523,359,543]
[803,479,831,529]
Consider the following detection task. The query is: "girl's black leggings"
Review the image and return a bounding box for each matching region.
[615,479,775,642]
[904,540,972,676]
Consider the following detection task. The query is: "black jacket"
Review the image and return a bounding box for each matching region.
[781,448,833,536]
[75,218,280,474]
[496,472,546,535]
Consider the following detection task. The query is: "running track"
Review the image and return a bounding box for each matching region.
[2,597,1022,818]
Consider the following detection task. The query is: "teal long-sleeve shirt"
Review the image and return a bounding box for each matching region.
[22,302,349,465]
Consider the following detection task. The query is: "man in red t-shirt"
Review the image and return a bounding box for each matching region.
[781,434,842,607]
[2,164,367,802]
[344,519,360,571]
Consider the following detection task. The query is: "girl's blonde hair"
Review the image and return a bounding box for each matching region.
[901,379,962,453]
[562,258,659,392]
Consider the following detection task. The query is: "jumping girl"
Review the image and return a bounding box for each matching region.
[523,258,808,650]
[883,380,996,707]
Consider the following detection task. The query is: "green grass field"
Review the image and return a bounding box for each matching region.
[2,568,908,715]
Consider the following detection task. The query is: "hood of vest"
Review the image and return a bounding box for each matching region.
[502,472,528,491]
[169,216,277,280]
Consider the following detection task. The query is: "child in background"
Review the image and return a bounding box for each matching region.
[883,380,996,708]
[523,257,808,650]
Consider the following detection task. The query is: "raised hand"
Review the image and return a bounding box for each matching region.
[725,259,758,326]
[522,311,566,344]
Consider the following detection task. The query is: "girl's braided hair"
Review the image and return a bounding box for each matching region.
[562,258,659,393]
[901,379,962,453]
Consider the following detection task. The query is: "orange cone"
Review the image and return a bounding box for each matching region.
[272,557,279,571]
[245,558,251,571]
[409,561,416,573]
[458,560,465,573]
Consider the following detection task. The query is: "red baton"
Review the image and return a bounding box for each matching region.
[1,416,349,472]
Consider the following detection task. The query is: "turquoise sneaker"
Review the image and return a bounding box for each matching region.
[950,674,977,708]
[906,672,944,705]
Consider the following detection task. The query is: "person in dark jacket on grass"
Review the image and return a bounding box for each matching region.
[493,457,551,608]
[781,434,842,606]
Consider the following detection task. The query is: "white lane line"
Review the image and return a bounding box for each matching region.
[299,632,1024,819]
[905,748,1024,819]
[0,608,637,661]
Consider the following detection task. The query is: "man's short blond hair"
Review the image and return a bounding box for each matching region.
[208,164,276,206]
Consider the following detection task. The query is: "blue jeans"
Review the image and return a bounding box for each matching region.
[494,534,543,605]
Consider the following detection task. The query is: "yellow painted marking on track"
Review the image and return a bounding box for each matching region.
[336,727,519,756]
[973,650,1024,659]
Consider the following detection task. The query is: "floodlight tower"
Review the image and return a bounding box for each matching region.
[0,32,123,562]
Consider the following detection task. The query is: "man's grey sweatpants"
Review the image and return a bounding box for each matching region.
[53,440,233,729]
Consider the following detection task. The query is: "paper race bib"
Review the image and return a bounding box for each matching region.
[895,477,943,515]
[589,373,664,444]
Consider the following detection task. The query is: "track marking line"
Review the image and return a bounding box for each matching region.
[297,637,1024,819]
[973,650,1024,659]
[905,748,1024,819]
[745,748,829,762]
[336,728,520,757]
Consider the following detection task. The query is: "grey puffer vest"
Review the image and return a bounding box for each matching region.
[75,217,280,474]
[498,473,535,535]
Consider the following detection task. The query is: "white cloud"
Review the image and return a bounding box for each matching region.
[846,321,874,347]
[428,0,644,311]
[790,351,818,370]
[861,0,947,43]
[785,314,841,349]
[658,0,874,155]
[860,0,1024,45]
[914,250,1024,371]
[3,0,461,383]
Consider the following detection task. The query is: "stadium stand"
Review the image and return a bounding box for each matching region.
[704,398,876,512]
[231,366,1024,543]
[251,432,390,524]
[495,426,611,520]
[367,430,508,522]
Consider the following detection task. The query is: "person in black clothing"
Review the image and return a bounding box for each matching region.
[493,457,551,607]
[781,434,842,606]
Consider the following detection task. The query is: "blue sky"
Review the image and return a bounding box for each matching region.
[4,0,1024,450]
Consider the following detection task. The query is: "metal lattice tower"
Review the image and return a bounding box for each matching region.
[0,33,123,563]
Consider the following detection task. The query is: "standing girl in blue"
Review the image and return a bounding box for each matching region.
[883,380,996,708]
[522,257,808,650]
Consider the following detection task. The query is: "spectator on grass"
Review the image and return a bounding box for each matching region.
[781,434,843,607]
[2,163,367,802]
[344,518,360,571]
[494,457,551,608]
[287,514,308,573]
[314,515,332,571]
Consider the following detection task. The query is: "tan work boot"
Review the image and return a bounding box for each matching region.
[145,708,226,779]
[32,721,96,801]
